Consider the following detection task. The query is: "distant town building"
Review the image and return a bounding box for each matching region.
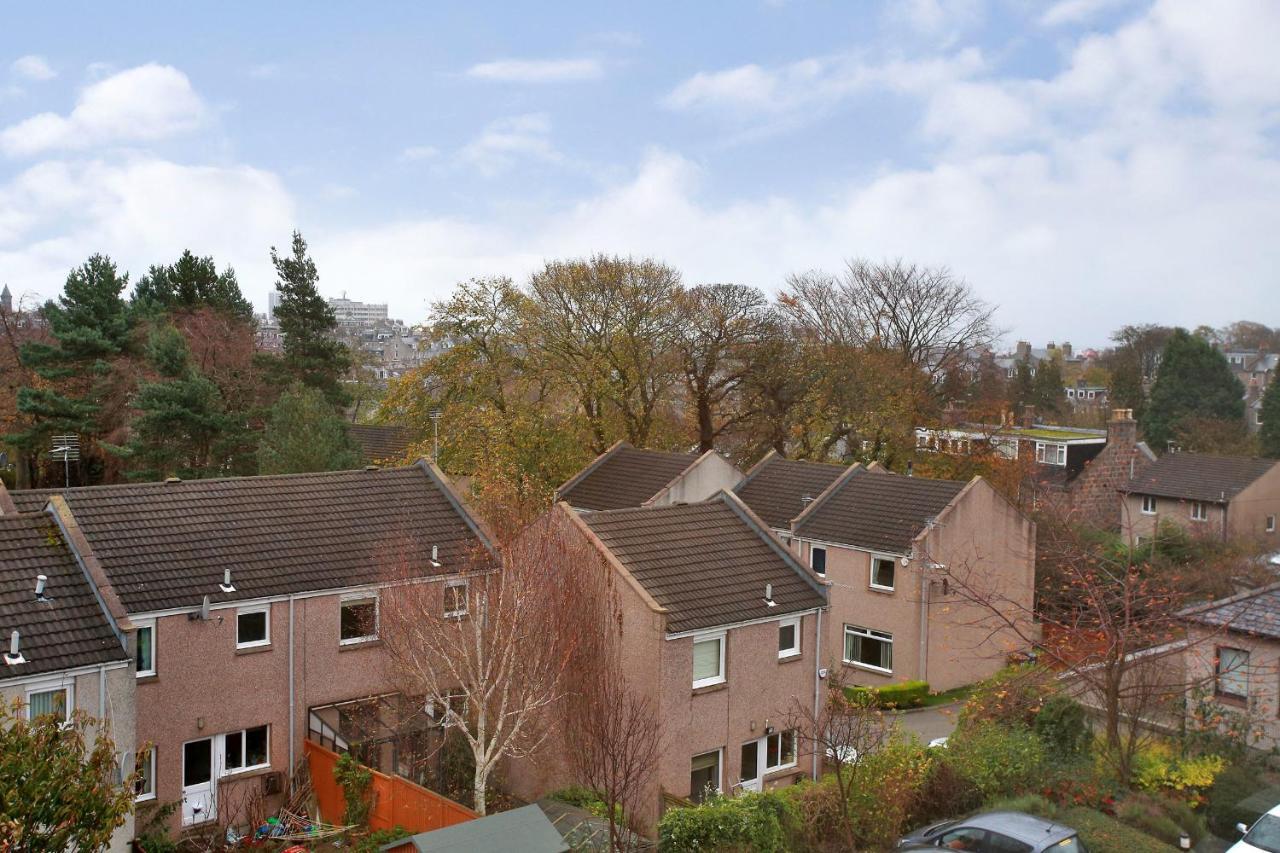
[267,290,281,322]
[1221,347,1277,435]
[0,284,11,314]
[328,296,389,327]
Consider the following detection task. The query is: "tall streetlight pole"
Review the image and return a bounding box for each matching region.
[429,408,442,465]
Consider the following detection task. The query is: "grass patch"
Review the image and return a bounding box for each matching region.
[918,684,975,708]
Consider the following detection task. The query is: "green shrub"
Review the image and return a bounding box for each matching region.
[1033,696,1091,761]
[1206,764,1262,838]
[912,756,983,824]
[658,791,794,853]
[1129,740,1227,795]
[845,738,931,849]
[351,825,412,853]
[547,785,621,822]
[945,724,1046,799]
[958,665,1057,731]
[334,751,374,827]
[983,794,1058,819]
[843,679,930,708]
[1058,806,1174,853]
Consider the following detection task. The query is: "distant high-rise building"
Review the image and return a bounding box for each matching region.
[267,290,281,322]
[327,296,389,327]
[0,284,11,314]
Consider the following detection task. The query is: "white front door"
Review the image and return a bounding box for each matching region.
[738,739,762,793]
[182,738,216,826]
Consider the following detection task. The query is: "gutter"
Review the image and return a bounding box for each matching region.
[811,606,823,781]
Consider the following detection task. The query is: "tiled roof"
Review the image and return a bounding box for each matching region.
[348,424,416,464]
[793,467,967,553]
[556,443,698,511]
[1124,453,1277,503]
[0,512,126,679]
[1182,583,1280,640]
[10,464,491,614]
[580,493,826,634]
[734,453,847,530]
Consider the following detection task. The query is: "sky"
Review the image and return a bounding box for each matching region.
[2,0,1278,348]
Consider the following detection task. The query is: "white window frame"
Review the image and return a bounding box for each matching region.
[443,579,468,619]
[339,592,379,645]
[692,632,726,689]
[135,618,156,677]
[1140,495,1157,515]
[809,546,827,576]
[843,624,893,674]
[1035,442,1067,466]
[25,679,73,723]
[777,617,801,659]
[235,606,271,649]
[219,725,270,777]
[763,729,797,772]
[134,746,157,801]
[1215,647,1249,700]
[689,748,723,802]
[869,555,897,592]
[1190,501,1209,522]
[1267,515,1276,534]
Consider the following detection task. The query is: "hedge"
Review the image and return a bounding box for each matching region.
[844,679,930,708]
[658,791,793,852]
[1058,807,1174,853]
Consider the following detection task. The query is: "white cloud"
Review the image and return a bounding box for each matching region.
[1040,0,1132,27]
[399,145,439,162]
[0,64,206,157]
[464,58,603,83]
[11,55,57,81]
[458,113,561,177]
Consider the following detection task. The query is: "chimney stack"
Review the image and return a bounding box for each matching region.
[1062,341,1073,358]
[1107,408,1137,449]
[1015,341,1031,361]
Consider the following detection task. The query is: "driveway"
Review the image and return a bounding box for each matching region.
[896,702,962,744]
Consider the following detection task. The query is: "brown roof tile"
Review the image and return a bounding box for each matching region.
[1124,453,1277,504]
[10,463,492,614]
[0,512,126,679]
[556,442,698,511]
[1182,582,1280,640]
[580,493,827,634]
[349,424,416,464]
[793,467,966,553]
[734,452,847,530]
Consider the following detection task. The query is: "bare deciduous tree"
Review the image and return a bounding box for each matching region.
[380,523,595,815]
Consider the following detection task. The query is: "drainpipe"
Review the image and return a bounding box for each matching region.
[288,594,296,791]
[98,663,107,725]
[918,566,929,685]
[811,607,823,780]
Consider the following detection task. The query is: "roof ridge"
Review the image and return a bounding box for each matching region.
[13,464,426,496]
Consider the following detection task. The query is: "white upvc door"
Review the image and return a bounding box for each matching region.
[181,737,217,826]
[737,739,763,793]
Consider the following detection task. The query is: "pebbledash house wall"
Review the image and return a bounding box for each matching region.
[136,582,454,834]
[505,524,822,832]
[792,479,1035,692]
[1183,624,1280,748]
[0,661,136,853]
[1122,466,1280,546]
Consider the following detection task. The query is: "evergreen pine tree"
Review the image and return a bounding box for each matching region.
[1260,380,1280,458]
[1141,328,1245,452]
[1032,356,1067,417]
[10,255,133,461]
[1010,360,1035,410]
[257,383,361,474]
[270,231,351,405]
[132,250,253,319]
[106,326,247,480]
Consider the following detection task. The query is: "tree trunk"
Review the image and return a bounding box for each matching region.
[697,395,715,453]
[473,760,489,816]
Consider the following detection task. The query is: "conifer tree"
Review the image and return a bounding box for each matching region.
[1032,355,1067,417]
[1260,380,1280,459]
[1142,328,1244,452]
[132,250,253,319]
[258,383,361,474]
[270,231,351,405]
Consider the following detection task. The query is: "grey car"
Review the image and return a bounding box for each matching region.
[898,811,1088,853]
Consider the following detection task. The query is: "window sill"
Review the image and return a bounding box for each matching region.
[844,661,893,676]
[692,681,728,697]
[868,586,895,595]
[763,763,799,778]
[235,644,272,656]
[338,638,381,651]
[1214,692,1247,708]
[777,652,803,664]
[134,792,157,803]
[136,673,158,684]
[219,763,272,782]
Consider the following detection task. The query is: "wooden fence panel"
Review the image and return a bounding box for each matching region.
[304,740,477,834]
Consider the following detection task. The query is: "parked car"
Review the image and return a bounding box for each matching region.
[1230,803,1280,853]
[899,811,1086,853]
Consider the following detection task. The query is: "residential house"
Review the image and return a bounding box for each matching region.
[5,462,494,834]
[1121,453,1280,545]
[510,491,827,829]
[733,451,846,539]
[1222,348,1277,435]
[1064,380,1109,411]
[555,441,744,511]
[781,464,1036,691]
[1180,583,1280,748]
[0,496,136,852]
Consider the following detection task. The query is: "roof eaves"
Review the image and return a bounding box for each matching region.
[717,490,830,605]
[561,503,668,619]
[43,497,130,648]
[553,440,629,503]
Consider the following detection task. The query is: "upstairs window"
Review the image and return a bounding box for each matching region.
[1141,496,1157,515]
[692,633,726,688]
[870,557,896,591]
[810,547,827,576]
[135,619,156,677]
[1190,501,1209,522]
[778,617,800,659]
[443,580,468,618]
[340,594,378,644]
[236,607,270,649]
[1267,515,1276,534]
[27,685,70,722]
[1035,442,1067,466]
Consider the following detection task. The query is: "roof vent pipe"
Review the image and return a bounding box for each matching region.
[220,569,236,594]
[431,545,441,568]
[201,595,210,620]
[906,461,914,477]
[35,575,47,601]
[4,630,23,665]
[764,583,776,607]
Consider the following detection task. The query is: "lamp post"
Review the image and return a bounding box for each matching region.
[429,408,442,465]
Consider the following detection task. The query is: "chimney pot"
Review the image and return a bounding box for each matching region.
[35,575,47,600]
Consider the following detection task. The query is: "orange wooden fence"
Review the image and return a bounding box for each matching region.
[304,740,477,834]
